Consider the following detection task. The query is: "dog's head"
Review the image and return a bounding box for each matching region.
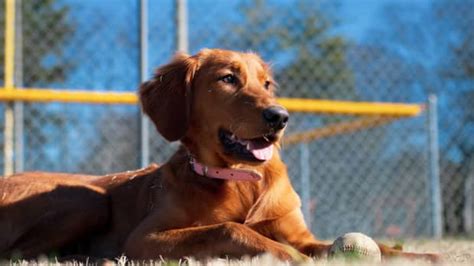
[140,49,289,166]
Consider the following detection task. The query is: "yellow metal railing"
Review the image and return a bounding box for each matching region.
[278,98,423,117]
[0,88,138,105]
[0,88,423,117]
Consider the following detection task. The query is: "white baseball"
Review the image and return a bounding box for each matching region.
[329,232,382,262]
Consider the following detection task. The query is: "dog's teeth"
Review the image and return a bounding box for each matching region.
[246,143,251,150]
[263,135,270,142]
[230,134,236,140]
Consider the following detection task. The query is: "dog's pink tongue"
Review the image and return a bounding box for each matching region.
[249,144,273,161]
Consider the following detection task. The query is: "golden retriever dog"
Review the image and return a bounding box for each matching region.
[0,49,439,262]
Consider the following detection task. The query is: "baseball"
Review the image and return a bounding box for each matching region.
[329,232,382,262]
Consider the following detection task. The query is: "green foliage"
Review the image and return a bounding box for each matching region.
[370,0,474,235]
[278,36,356,100]
[229,0,356,100]
[21,0,74,85]
[0,0,74,85]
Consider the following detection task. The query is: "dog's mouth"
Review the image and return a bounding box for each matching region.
[218,129,277,162]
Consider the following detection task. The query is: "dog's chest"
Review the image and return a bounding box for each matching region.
[186,181,261,226]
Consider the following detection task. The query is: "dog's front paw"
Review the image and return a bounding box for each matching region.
[420,252,443,263]
[268,244,310,262]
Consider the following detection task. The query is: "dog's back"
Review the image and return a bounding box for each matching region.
[0,164,159,259]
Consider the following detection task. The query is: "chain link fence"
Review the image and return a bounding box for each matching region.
[0,0,473,239]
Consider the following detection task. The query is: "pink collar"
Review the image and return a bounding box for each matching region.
[189,157,262,181]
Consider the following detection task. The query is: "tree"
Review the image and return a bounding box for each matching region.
[364,0,474,235]
[222,0,356,100]
[437,0,474,234]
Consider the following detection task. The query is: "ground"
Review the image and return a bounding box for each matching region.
[6,239,474,265]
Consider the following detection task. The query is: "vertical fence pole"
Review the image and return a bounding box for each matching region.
[176,0,188,53]
[464,164,473,234]
[14,0,24,173]
[428,94,443,238]
[300,143,311,227]
[139,0,150,167]
[3,0,16,176]
[171,0,188,150]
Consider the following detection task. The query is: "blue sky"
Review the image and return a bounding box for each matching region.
[56,0,439,91]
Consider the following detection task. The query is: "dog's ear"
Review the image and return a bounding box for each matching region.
[139,53,198,141]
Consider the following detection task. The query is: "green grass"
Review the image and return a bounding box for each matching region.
[4,239,474,265]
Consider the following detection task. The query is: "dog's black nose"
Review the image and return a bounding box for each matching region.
[263,106,289,130]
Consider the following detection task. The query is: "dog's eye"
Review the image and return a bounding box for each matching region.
[220,74,237,84]
[264,81,271,90]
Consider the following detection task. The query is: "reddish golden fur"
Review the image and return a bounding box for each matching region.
[0,49,439,262]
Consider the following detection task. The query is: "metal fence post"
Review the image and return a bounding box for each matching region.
[139,0,150,168]
[176,0,188,53]
[464,171,473,234]
[427,94,443,238]
[3,0,16,176]
[14,0,24,173]
[300,143,311,227]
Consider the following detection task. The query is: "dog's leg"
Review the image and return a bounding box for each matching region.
[250,209,332,258]
[256,209,441,262]
[251,209,440,262]
[378,243,441,262]
[124,221,301,261]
